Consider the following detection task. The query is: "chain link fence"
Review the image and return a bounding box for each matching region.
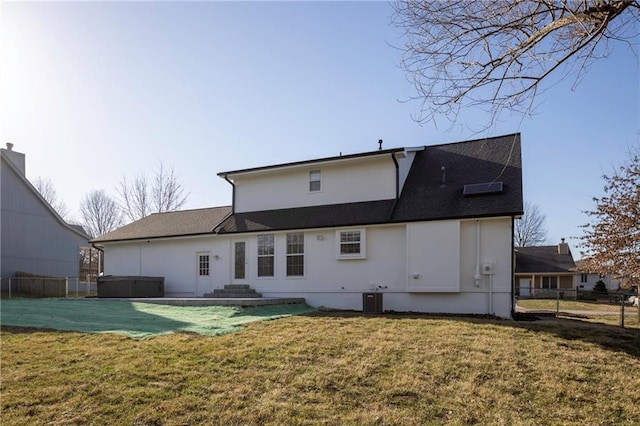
[1,275,97,299]
[516,286,639,328]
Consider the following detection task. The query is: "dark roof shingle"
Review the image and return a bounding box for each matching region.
[391,133,523,222]
[216,200,395,234]
[515,246,577,273]
[92,206,231,243]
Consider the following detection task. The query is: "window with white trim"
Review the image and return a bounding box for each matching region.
[257,234,275,277]
[286,233,304,277]
[309,170,321,192]
[580,273,588,283]
[336,229,366,259]
[198,254,210,276]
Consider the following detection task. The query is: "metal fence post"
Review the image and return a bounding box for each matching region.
[620,296,625,329]
[8,278,11,299]
[556,289,560,314]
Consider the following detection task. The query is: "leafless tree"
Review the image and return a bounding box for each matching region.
[152,163,189,213]
[579,145,639,319]
[118,175,150,222]
[80,190,123,238]
[514,202,548,247]
[32,176,70,220]
[117,163,189,222]
[393,1,639,126]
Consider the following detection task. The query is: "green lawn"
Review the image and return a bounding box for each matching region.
[2,312,639,425]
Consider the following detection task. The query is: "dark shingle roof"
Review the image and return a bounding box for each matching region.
[92,206,231,243]
[391,133,523,222]
[93,133,523,242]
[216,200,395,233]
[515,246,577,273]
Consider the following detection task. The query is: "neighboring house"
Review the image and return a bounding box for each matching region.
[93,134,523,317]
[0,144,91,290]
[514,239,577,297]
[573,260,622,292]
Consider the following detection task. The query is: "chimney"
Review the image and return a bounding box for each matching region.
[558,238,569,255]
[2,143,26,175]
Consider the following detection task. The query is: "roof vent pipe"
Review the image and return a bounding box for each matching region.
[6,142,13,151]
[441,166,446,187]
[378,139,383,151]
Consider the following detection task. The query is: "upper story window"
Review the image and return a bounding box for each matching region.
[309,170,321,192]
[336,229,366,259]
[257,234,275,277]
[580,273,588,283]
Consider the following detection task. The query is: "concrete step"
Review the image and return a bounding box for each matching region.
[204,292,263,299]
[223,284,251,290]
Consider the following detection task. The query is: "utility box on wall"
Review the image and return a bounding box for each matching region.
[363,292,383,314]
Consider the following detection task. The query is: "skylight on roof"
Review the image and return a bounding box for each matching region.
[463,182,503,196]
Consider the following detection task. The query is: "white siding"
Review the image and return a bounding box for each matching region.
[102,217,515,317]
[104,237,231,297]
[407,221,461,292]
[232,156,396,213]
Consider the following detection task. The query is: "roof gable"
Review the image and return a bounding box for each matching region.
[1,151,91,241]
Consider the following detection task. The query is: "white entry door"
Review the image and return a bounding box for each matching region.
[519,278,531,297]
[196,252,212,296]
[232,241,248,284]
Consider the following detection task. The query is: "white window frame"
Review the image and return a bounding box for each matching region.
[257,234,275,278]
[336,229,366,259]
[286,233,305,277]
[198,253,210,277]
[309,170,322,193]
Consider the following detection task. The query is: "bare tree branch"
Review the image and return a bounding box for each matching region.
[32,176,71,220]
[117,163,189,221]
[515,201,549,246]
[80,190,123,238]
[393,0,639,127]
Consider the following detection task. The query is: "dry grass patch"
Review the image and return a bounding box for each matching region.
[2,312,639,425]
[518,299,637,313]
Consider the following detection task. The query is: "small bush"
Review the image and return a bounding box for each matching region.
[593,280,608,295]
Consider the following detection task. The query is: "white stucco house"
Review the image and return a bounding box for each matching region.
[92,134,524,317]
[574,260,622,292]
[1,144,91,291]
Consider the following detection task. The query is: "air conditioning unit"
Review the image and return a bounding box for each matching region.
[481,262,494,275]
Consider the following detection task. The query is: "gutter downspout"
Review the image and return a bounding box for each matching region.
[474,219,484,307]
[388,151,400,220]
[511,216,516,318]
[91,243,104,275]
[222,174,236,214]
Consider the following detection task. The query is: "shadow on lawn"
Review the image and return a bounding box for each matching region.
[301,310,640,358]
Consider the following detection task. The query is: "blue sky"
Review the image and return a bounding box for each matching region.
[1,1,638,257]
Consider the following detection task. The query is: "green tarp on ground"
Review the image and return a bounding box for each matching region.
[0,298,315,339]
